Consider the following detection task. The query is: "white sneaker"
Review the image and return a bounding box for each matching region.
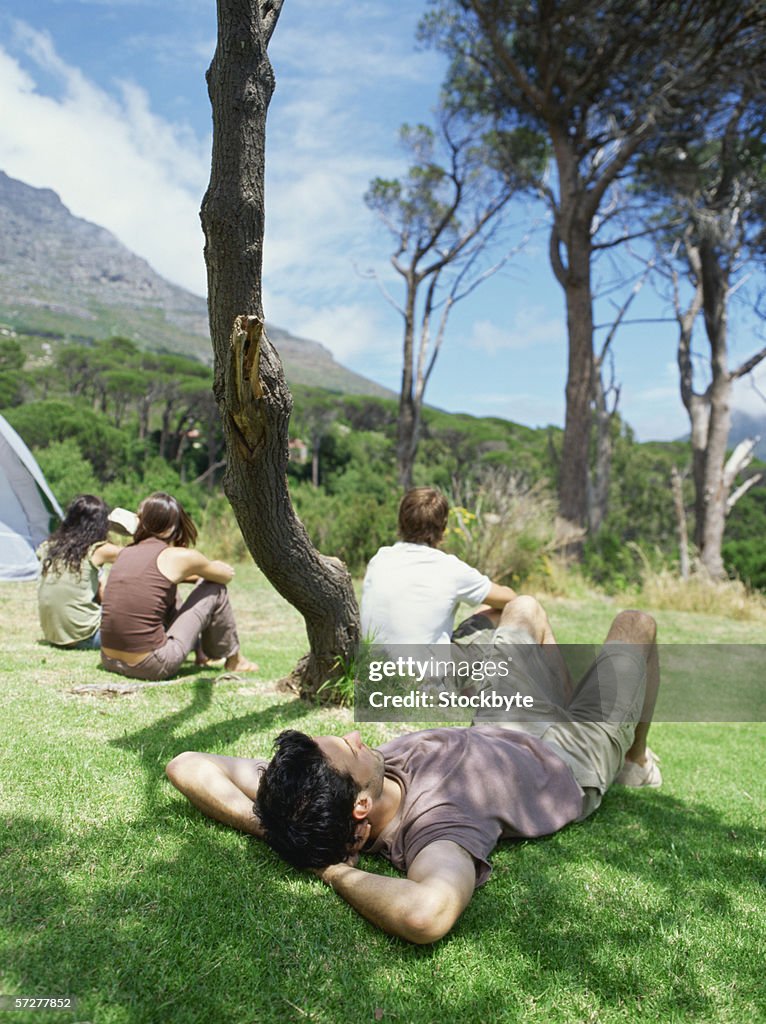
[615,747,662,788]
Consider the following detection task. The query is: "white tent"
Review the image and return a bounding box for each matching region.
[0,413,63,581]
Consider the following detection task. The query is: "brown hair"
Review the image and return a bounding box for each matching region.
[134,492,197,548]
[397,487,449,547]
[42,494,110,576]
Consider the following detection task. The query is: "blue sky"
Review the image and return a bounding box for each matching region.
[0,0,764,440]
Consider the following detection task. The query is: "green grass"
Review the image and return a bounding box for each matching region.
[1,567,765,1024]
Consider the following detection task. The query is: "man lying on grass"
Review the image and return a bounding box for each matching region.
[166,596,662,944]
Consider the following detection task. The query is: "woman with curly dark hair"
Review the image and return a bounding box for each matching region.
[37,494,122,648]
[100,491,257,681]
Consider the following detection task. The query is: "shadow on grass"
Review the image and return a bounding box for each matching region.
[3,788,764,1024]
[109,676,312,811]
[436,786,766,1021]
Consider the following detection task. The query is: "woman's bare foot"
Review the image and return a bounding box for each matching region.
[196,653,225,668]
[224,653,259,673]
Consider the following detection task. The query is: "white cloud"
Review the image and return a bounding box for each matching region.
[467,309,565,355]
[271,0,442,88]
[475,392,565,428]
[732,366,766,421]
[0,15,430,375]
[264,283,397,366]
[0,23,210,295]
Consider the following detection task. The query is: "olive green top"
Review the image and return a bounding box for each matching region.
[36,541,105,646]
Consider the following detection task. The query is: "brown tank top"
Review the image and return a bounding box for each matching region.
[100,537,178,652]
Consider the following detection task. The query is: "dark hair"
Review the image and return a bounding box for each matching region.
[255,730,359,869]
[134,492,197,548]
[42,494,110,576]
[398,487,449,547]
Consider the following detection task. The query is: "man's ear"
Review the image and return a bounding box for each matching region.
[352,793,372,820]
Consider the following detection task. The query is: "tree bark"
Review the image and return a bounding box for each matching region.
[670,465,690,581]
[396,275,418,490]
[200,0,359,698]
[554,196,594,532]
[696,237,732,578]
[587,364,616,535]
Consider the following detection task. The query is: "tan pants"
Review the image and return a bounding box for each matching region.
[470,626,647,819]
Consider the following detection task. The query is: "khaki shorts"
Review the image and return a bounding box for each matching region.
[468,624,648,819]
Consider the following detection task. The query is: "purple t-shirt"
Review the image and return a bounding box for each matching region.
[368,727,584,886]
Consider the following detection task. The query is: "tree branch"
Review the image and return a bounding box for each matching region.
[259,0,285,44]
[730,345,766,383]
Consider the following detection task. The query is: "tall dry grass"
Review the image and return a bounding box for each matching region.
[637,566,766,622]
[444,470,584,585]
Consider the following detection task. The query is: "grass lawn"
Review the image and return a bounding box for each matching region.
[1,566,765,1024]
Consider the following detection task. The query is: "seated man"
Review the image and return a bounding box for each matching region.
[166,599,662,944]
[360,486,516,645]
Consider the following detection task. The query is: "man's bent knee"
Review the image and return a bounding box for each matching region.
[499,595,548,639]
[609,610,657,645]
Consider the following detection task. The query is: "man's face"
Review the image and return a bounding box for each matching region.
[314,730,385,800]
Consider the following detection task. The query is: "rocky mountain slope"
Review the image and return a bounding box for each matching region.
[0,171,392,397]
[730,410,766,463]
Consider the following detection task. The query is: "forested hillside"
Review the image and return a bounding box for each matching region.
[2,332,763,590]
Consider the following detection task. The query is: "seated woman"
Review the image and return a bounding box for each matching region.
[100,491,256,681]
[37,495,122,649]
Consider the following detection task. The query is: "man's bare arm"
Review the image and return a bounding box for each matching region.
[318,840,476,944]
[165,751,266,837]
[484,582,516,609]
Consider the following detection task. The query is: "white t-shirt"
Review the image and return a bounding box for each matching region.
[360,542,491,645]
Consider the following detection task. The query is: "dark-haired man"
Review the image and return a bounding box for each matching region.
[166,598,662,944]
[361,487,517,646]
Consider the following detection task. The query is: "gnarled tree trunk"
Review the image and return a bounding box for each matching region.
[200,0,359,698]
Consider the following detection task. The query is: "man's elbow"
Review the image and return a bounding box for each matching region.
[165,751,198,790]
[400,899,460,945]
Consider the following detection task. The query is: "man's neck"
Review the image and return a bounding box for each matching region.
[367,775,402,840]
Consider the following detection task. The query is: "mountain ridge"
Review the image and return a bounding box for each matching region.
[0,170,393,398]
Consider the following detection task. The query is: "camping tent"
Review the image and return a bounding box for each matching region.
[0,413,62,580]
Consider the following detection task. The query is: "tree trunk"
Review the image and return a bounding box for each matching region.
[587,405,613,535]
[558,231,593,531]
[696,236,731,579]
[688,395,710,550]
[396,393,419,491]
[675,249,707,550]
[698,378,731,579]
[587,353,618,535]
[311,433,320,488]
[200,0,359,698]
[396,277,418,490]
[159,403,173,460]
[138,396,150,441]
[548,138,594,534]
[670,465,690,580]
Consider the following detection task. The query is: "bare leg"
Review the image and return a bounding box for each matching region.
[470,604,502,628]
[603,610,659,766]
[497,596,574,702]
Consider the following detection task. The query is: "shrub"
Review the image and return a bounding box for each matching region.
[443,470,583,585]
[723,538,766,591]
[197,499,251,563]
[100,458,205,523]
[4,400,129,480]
[290,483,399,575]
[582,530,656,592]
[34,439,101,509]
